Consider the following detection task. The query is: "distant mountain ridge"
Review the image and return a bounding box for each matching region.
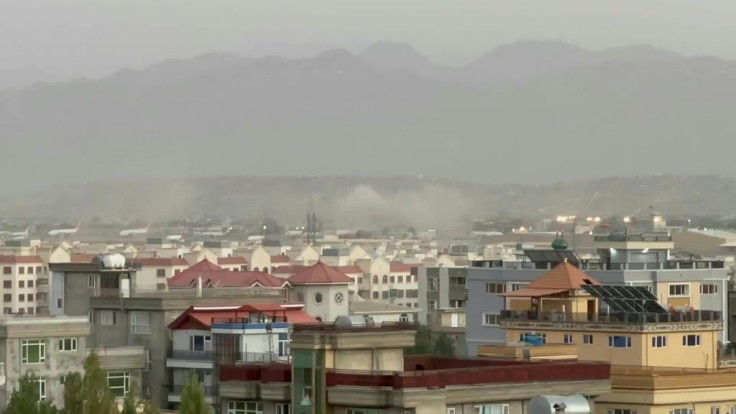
[1,40,736,195]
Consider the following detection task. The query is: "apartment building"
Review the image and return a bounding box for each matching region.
[0,315,89,410]
[0,255,48,315]
[482,262,736,414]
[130,257,190,291]
[466,232,729,355]
[359,258,419,308]
[416,266,468,325]
[49,254,290,409]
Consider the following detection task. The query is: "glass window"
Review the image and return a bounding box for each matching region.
[670,409,693,414]
[27,294,33,302]
[107,371,130,398]
[88,274,96,288]
[58,338,78,352]
[27,266,34,274]
[36,378,46,402]
[227,401,264,414]
[97,310,116,325]
[485,283,506,293]
[190,335,212,352]
[652,336,667,348]
[608,336,632,348]
[482,313,499,326]
[22,339,46,364]
[18,294,25,302]
[564,334,573,344]
[2,281,9,288]
[474,404,509,414]
[669,284,689,296]
[18,281,24,288]
[428,277,438,291]
[372,275,378,284]
[3,294,10,302]
[278,333,289,357]
[607,410,637,414]
[398,276,404,283]
[700,284,718,294]
[276,404,291,414]
[3,266,11,274]
[28,280,33,288]
[683,335,701,347]
[19,267,24,275]
[130,311,150,334]
[583,334,594,344]
[156,269,166,277]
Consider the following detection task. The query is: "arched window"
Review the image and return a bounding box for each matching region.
[372,275,378,284]
[382,275,388,283]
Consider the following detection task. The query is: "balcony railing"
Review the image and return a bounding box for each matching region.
[326,361,610,389]
[292,321,417,333]
[167,350,214,361]
[219,363,292,382]
[167,384,215,396]
[500,310,722,324]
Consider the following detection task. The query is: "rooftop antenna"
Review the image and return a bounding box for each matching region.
[306,198,319,245]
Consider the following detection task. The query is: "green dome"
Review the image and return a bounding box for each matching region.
[551,237,568,250]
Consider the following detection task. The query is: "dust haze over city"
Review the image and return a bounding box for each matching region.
[5,2,736,413]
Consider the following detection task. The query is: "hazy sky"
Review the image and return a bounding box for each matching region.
[3,0,736,78]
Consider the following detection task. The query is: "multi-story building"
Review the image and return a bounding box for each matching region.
[288,262,351,322]
[416,266,468,325]
[0,255,48,315]
[481,262,736,414]
[130,257,190,291]
[0,315,90,409]
[362,258,419,308]
[49,254,290,409]
[466,232,729,355]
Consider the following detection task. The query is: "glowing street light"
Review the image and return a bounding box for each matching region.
[623,216,631,224]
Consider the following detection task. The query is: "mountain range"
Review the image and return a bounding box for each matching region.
[2,40,736,221]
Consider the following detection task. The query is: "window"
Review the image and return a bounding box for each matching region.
[27,294,33,302]
[520,333,546,344]
[390,276,395,283]
[278,333,289,357]
[451,277,466,286]
[35,378,46,402]
[669,284,689,296]
[2,281,10,288]
[712,407,721,414]
[701,284,719,294]
[372,275,378,284]
[428,277,438,291]
[510,283,527,291]
[88,274,96,288]
[227,401,263,414]
[157,283,166,291]
[28,280,33,288]
[608,336,632,348]
[130,312,150,334]
[36,266,42,274]
[156,269,166,277]
[372,292,378,299]
[382,291,389,299]
[58,338,78,352]
[564,334,573,344]
[276,404,291,414]
[3,266,10,275]
[399,313,410,323]
[18,294,24,302]
[19,267,24,275]
[475,404,509,414]
[22,339,46,364]
[449,299,465,308]
[190,335,212,352]
[583,334,594,344]
[27,307,34,314]
[670,409,693,414]
[482,313,499,326]
[27,266,34,274]
[429,300,437,310]
[107,371,130,398]
[485,283,506,293]
[652,335,667,348]
[314,292,323,304]
[18,281,24,288]
[607,410,637,414]
[97,310,116,325]
[398,276,404,283]
[683,334,701,347]
[382,275,388,283]
[3,308,10,314]
[3,294,10,302]
[448,409,457,414]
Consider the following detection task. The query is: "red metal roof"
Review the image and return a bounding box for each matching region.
[272,265,308,275]
[132,257,189,267]
[287,261,353,285]
[184,258,224,272]
[168,270,286,288]
[526,262,601,290]
[0,255,44,264]
[169,304,317,330]
[271,255,291,264]
[217,256,248,265]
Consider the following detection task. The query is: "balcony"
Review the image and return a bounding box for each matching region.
[166,350,214,369]
[219,363,292,382]
[211,316,289,332]
[166,384,215,404]
[500,310,722,325]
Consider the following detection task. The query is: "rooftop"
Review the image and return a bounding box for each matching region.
[287,261,353,285]
[349,301,420,314]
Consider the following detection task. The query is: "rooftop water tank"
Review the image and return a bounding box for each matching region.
[529,395,591,414]
[335,315,375,328]
[101,253,126,269]
[522,333,545,347]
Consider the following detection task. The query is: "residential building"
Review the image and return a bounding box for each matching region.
[0,315,90,410]
[288,262,351,322]
[466,233,729,355]
[348,300,418,323]
[130,257,189,291]
[416,266,468,325]
[216,256,248,271]
[0,255,48,315]
[363,258,419,308]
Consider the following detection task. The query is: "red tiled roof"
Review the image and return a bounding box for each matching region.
[70,253,97,263]
[184,258,223,272]
[169,304,317,330]
[390,262,413,273]
[217,256,248,265]
[526,262,601,290]
[271,255,291,264]
[287,261,352,285]
[168,270,286,288]
[132,257,189,267]
[0,255,44,264]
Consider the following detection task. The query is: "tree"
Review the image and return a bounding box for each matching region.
[4,372,59,414]
[64,351,116,414]
[61,372,83,414]
[405,325,432,355]
[179,374,210,414]
[433,333,456,357]
[120,381,159,414]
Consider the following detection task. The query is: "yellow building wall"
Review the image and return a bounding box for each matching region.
[656,282,700,310]
[505,328,718,369]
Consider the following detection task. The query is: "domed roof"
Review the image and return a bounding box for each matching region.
[551,237,568,250]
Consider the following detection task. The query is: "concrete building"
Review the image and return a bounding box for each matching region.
[466,233,729,355]
[416,266,468,325]
[288,262,351,322]
[348,300,418,323]
[0,315,89,409]
[130,257,189,291]
[0,255,48,315]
